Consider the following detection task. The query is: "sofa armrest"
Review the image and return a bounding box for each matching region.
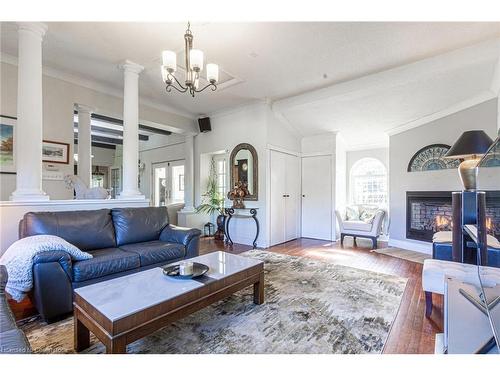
[32,251,74,322]
[160,225,202,258]
[33,250,73,281]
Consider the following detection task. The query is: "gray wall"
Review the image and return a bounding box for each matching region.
[389,98,500,246]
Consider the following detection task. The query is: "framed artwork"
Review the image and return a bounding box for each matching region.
[407,144,461,172]
[0,115,16,174]
[42,140,70,164]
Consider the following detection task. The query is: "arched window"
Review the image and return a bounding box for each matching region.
[350,158,387,205]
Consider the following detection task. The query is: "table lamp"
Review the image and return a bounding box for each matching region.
[444,130,494,191]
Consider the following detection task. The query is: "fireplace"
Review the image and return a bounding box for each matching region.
[406,191,500,242]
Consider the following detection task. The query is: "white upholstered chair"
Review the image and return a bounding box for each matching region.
[335,205,386,249]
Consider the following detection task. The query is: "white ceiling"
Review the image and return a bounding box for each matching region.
[2,22,500,148]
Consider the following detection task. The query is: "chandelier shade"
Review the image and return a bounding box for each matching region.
[161,22,219,97]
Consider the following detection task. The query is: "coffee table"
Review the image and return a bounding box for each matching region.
[73,251,264,354]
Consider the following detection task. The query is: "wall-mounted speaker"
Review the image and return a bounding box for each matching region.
[198,117,211,133]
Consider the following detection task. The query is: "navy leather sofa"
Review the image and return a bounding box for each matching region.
[19,207,201,323]
[0,265,31,354]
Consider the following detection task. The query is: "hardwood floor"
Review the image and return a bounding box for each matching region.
[8,236,443,354]
[199,236,443,354]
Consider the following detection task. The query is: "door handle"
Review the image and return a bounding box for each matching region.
[302,194,305,197]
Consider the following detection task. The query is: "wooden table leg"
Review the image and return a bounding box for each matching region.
[106,337,127,354]
[74,311,90,352]
[253,272,265,305]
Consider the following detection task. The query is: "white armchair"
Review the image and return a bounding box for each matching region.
[335,205,386,249]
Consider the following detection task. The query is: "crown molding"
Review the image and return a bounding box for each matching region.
[386,90,497,137]
[0,52,196,120]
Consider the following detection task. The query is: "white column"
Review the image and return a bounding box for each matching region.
[75,104,93,188]
[11,22,49,201]
[118,60,145,199]
[181,134,195,212]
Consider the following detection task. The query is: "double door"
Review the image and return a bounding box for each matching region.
[270,150,300,246]
[152,160,185,207]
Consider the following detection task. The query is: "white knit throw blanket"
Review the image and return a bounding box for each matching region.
[0,235,92,302]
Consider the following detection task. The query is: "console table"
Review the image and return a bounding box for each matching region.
[224,207,259,249]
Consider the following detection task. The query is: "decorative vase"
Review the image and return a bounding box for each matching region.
[214,214,226,241]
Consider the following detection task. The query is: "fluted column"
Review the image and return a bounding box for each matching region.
[75,104,93,188]
[118,60,145,199]
[10,22,49,201]
[181,134,195,212]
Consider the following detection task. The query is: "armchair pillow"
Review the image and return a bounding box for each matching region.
[346,206,360,221]
[359,207,378,224]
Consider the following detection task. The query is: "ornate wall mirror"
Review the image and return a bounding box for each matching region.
[229,143,258,201]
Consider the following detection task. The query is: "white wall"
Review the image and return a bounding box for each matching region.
[195,104,269,247]
[335,136,347,214]
[389,98,500,252]
[0,61,195,200]
[266,109,301,152]
[192,103,302,248]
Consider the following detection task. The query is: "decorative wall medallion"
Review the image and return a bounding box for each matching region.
[407,144,460,172]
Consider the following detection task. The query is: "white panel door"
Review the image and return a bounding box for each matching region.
[270,150,286,246]
[301,155,332,240]
[285,153,300,242]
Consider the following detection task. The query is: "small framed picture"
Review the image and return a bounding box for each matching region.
[42,140,70,164]
[0,115,16,174]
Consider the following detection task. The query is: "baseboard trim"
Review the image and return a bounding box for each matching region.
[388,238,432,255]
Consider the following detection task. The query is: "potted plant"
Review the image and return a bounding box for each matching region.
[196,158,225,240]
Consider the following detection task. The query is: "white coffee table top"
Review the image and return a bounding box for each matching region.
[74,251,263,322]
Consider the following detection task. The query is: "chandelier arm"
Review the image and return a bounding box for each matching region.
[166,83,188,93]
[170,74,188,91]
[194,82,218,93]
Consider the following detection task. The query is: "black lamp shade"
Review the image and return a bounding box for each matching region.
[444,130,494,159]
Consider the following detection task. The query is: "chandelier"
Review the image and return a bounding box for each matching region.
[161,22,219,97]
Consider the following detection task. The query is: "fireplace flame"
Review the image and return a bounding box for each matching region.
[436,215,451,229]
[486,217,492,231]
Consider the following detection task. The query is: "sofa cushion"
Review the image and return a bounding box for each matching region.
[119,241,186,267]
[22,209,116,251]
[111,207,169,246]
[72,248,140,282]
[343,220,372,232]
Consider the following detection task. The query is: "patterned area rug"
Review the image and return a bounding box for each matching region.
[19,250,407,354]
[373,247,430,265]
